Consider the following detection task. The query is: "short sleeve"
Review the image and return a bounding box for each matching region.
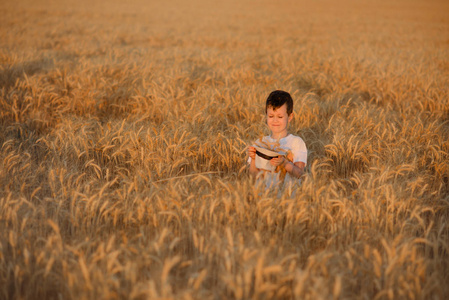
[291,137,307,165]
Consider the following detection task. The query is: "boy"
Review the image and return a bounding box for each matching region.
[247,90,307,190]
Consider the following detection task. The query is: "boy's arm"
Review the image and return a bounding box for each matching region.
[248,146,260,177]
[249,158,260,177]
[282,160,305,178]
[280,136,307,178]
[271,156,305,178]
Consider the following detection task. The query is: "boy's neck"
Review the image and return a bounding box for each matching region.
[270,132,289,140]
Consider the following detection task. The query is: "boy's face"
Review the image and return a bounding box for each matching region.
[266,103,293,137]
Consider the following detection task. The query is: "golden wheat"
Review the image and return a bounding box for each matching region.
[1,0,449,299]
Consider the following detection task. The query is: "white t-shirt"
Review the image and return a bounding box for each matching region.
[248,134,307,189]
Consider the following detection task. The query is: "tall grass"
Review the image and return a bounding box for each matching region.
[1,0,448,299]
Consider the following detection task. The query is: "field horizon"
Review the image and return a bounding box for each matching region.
[1,0,449,299]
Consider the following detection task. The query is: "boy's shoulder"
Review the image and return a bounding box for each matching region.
[285,134,306,150]
[286,133,301,139]
[286,134,305,143]
[260,134,304,144]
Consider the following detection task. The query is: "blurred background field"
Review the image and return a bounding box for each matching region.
[1,0,448,299]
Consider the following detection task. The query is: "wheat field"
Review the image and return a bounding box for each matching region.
[1,0,448,299]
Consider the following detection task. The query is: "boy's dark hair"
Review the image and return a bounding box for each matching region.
[266,90,293,115]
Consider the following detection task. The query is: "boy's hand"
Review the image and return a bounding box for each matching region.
[248,146,256,159]
[270,156,285,167]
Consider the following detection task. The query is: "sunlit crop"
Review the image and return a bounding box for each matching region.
[1,0,448,299]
